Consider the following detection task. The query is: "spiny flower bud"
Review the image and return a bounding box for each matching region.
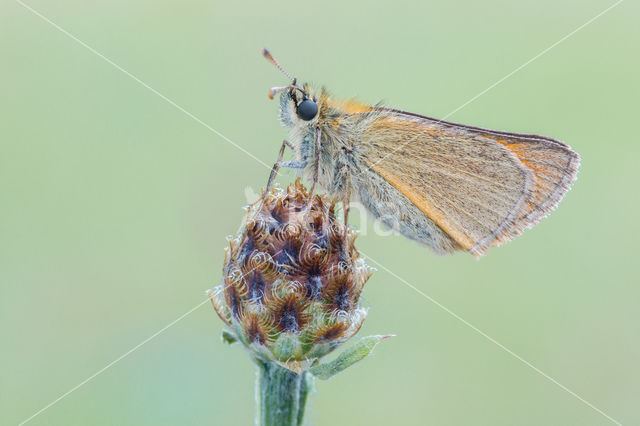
[208,180,373,373]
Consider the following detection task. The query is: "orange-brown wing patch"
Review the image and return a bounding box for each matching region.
[489,136,580,227]
[371,164,476,250]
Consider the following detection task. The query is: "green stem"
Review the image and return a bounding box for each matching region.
[255,360,313,426]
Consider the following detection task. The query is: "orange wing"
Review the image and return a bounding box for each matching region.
[355,108,580,256]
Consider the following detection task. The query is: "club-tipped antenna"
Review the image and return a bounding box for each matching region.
[262,48,294,82]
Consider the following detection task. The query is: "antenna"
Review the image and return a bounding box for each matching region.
[262,48,294,82]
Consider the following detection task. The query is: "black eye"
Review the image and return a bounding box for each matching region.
[296,99,318,121]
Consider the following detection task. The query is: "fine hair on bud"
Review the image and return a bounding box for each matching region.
[209,179,372,373]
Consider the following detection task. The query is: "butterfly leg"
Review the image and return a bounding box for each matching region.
[341,163,352,259]
[256,140,305,215]
[307,127,322,203]
[302,127,322,220]
[264,139,295,195]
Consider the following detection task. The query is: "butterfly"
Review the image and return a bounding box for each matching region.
[262,48,580,257]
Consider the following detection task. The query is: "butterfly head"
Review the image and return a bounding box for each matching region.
[263,48,320,127]
[276,83,320,127]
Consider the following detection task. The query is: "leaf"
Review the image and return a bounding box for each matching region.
[221,329,238,345]
[309,335,393,380]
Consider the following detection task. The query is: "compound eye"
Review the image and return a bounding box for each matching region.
[296,99,318,121]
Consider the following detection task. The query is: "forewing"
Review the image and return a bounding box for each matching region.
[354,109,579,256]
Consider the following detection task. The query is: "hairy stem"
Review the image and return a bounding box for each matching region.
[255,360,313,426]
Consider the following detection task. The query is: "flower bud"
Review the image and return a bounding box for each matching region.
[209,180,372,373]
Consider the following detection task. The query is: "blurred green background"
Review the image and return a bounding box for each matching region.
[1,0,638,425]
